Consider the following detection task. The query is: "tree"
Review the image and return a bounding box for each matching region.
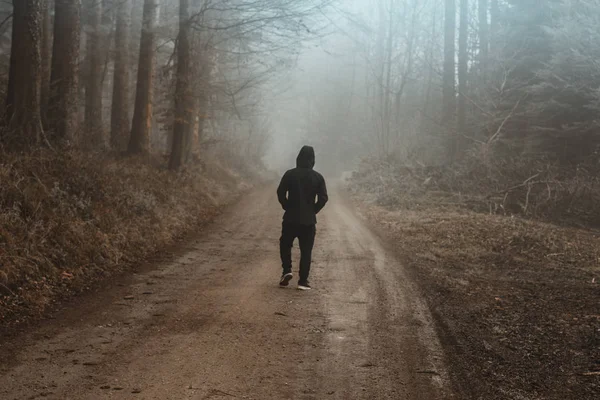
[195,54,211,149]
[420,5,439,136]
[111,0,132,151]
[478,0,489,79]
[443,0,456,156]
[5,2,19,124]
[169,0,192,170]
[5,0,44,147]
[41,0,53,124]
[84,0,103,148]
[490,0,499,53]
[48,0,81,143]
[128,0,159,155]
[517,0,600,161]
[457,0,468,145]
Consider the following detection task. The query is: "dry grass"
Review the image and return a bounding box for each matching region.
[349,154,600,229]
[0,149,254,322]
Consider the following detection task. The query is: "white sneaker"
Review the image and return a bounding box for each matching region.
[279,272,293,287]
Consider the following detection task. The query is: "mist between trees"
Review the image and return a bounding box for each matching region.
[2,0,600,219]
[277,0,600,165]
[0,0,332,170]
[260,0,600,226]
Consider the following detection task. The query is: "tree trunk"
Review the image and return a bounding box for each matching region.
[101,0,113,106]
[84,0,104,148]
[375,0,386,156]
[48,0,81,143]
[457,0,468,152]
[128,0,158,155]
[478,0,489,80]
[443,0,456,129]
[41,0,52,125]
[420,5,438,135]
[490,0,499,54]
[5,0,44,148]
[195,55,211,151]
[5,1,19,124]
[183,100,196,163]
[382,0,394,155]
[169,0,191,170]
[395,0,417,131]
[111,0,131,151]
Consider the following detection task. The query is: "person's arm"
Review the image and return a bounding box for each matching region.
[315,176,328,214]
[277,172,289,210]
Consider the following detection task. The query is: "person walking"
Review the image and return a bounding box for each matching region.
[277,145,328,290]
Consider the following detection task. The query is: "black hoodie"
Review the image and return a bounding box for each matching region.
[277,146,328,225]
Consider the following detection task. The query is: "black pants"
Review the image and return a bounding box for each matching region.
[280,222,316,283]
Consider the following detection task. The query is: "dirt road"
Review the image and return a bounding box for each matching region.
[0,187,451,400]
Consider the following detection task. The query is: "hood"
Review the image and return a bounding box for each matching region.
[296,145,315,169]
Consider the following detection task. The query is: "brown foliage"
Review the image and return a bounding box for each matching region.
[350,151,600,229]
[0,149,251,321]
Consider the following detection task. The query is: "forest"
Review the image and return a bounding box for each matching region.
[1,0,328,164]
[282,0,600,228]
[0,0,329,317]
[0,1,599,399]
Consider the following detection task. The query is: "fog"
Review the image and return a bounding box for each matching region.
[263,0,441,176]
[2,0,598,175]
[263,0,600,181]
[265,1,378,175]
[265,36,361,174]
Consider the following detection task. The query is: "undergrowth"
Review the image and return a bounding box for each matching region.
[0,149,254,322]
[349,151,600,229]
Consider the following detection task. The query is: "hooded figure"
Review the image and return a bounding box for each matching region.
[277,145,328,290]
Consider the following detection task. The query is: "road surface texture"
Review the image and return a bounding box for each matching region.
[0,187,452,399]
